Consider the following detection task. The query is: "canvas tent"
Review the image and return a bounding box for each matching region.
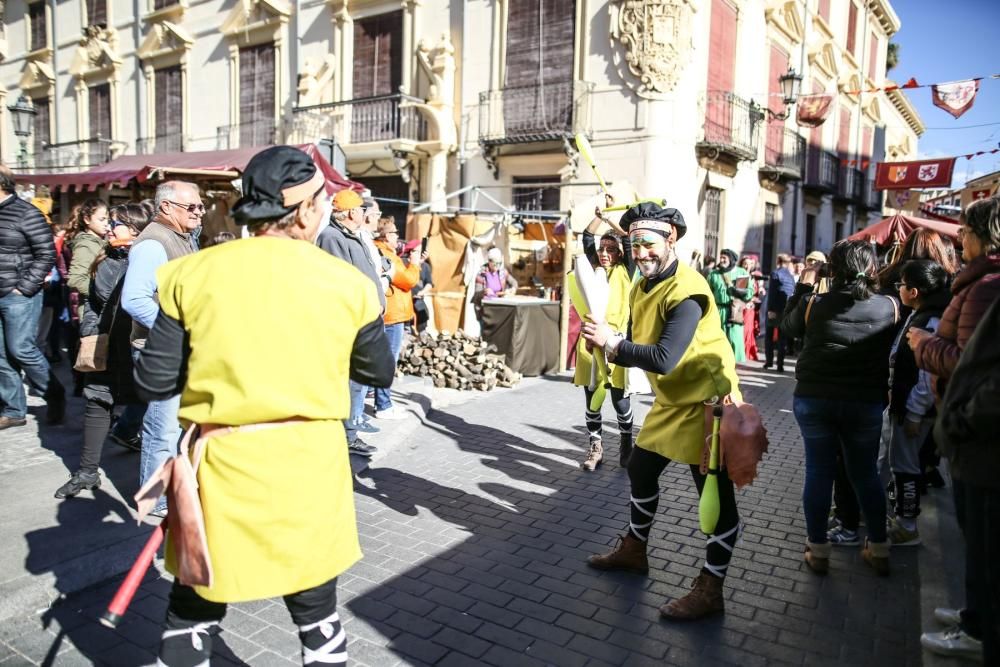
[847,213,959,245]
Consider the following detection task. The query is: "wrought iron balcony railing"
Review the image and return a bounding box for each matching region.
[697,92,764,162]
[289,93,427,146]
[32,137,114,171]
[216,118,278,150]
[804,148,839,191]
[136,133,185,155]
[838,166,864,203]
[478,80,594,146]
[763,125,806,179]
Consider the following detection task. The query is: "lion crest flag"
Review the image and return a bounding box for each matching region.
[875,158,956,190]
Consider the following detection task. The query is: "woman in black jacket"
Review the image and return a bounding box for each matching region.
[781,240,900,576]
[55,204,151,499]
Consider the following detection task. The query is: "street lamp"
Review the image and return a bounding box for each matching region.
[7,95,36,169]
[765,67,804,121]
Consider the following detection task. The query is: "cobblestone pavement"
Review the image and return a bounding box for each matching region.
[1,367,942,666]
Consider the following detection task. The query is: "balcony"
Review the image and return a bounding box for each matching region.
[216,118,278,150]
[762,125,806,180]
[803,148,839,193]
[32,138,114,171]
[288,94,427,147]
[478,80,594,147]
[696,92,764,163]
[136,133,185,155]
[837,166,864,204]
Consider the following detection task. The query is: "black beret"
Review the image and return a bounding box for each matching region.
[620,201,687,239]
[231,146,321,225]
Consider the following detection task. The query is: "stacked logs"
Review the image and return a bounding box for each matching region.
[398,330,522,391]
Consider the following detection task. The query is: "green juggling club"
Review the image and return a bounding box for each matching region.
[699,405,724,535]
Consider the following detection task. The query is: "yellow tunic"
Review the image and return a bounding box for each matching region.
[630,262,742,464]
[572,263,632,390]
[155,236,381,603]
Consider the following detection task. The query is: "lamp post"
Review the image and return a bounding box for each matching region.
[7,95,36,170]
[765,67,803,121]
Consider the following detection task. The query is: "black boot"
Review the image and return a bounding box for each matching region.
[54,471,101,499]
[44,373,66,425]
[619,431,633,468]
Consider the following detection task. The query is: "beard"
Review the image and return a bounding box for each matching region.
[635,244,677,278]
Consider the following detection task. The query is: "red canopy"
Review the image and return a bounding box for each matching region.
[20,144,362,194]
[847,213,959,245]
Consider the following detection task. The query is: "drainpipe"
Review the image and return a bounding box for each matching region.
[133,0,144,143]
[49,0,59,144]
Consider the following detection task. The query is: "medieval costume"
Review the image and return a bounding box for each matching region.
[134,146,394,666]
[708,249,753,363]
[583,203,744,621]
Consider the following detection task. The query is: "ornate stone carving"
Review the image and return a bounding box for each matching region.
[610,0,696,99]
[70,26,121,77]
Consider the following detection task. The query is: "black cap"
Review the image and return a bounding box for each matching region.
[620,201,687,239]
[231,146,320,226]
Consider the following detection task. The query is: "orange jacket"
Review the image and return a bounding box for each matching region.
[375,239,421,325]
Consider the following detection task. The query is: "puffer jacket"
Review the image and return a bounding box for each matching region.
[781,282,900,403]
[68,232,107,320]
[0,195,55,297]
[374,239,420,326]
[913,254,1000,393]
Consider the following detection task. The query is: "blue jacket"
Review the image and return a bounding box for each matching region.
[767,267,796,315]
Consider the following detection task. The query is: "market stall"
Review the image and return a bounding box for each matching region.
[847,213,959,244]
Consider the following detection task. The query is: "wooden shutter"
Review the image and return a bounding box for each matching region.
[806,80,823,182]
[765,44,788,165]
[703,188,722,262]
[153,0,173,10]
[846,3,858,55]
[504,0,575,88]
[86,0,107,26]
[817,0,830,22]
[32,98,50,155]
[239,43,275,146]
[705,0,737,142]
[29,2,46,51]
[861,126,872,162]
[868,34,879,78]
[89,84,111,139]
[837,106,851,159]
[352,11,403,98]
[155,67,183,151]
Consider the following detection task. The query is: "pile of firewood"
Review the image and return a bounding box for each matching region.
[399,330,522,391]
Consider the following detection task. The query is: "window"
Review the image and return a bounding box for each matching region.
[703,188,722,263]
[765,44,789,165]
[353,11,403,98]
[817,0,830,22]
[28,2,47,51]
[513,176,560,212]
[504,0,575,88]
[805,214,816,253]
[868,34,879,79]
[838,106,851,160]
[32,98,50,156]
[86,0,107,27]
[762,203,777,272]
[846,3,858,55]
[239,43,276,147]
[89,83,111,139]
[705,0,737,142]
[154,67,183,151]
[153,0,175,10]
[835,220,844,242]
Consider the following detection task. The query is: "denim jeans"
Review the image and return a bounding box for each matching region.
[113,403,147,439]
[344,380,369,443]
[794,396,887,544]
[0,290,50,418]
[374,323,404,412]
[133,348,181,510]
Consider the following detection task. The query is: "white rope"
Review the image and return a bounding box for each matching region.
[704,562,729,578]
[706,523,740,553]
[630,492,659,504]
[629,525,648,541]
[158,621,218,657]
[299,612,347,665]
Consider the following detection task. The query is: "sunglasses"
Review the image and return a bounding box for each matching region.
[894,282,912,291]
[166,200,206,214]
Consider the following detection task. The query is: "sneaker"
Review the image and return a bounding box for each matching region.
[827,514,842,531]
[108,431,142,452]
[375,406,406,421]
[348,438,378,458]
[933,607,963,627]
[54,471,101,499]
[354,418,380,434]
[827,524,860,546]
[888,518,921,547]
[920,627,983,661]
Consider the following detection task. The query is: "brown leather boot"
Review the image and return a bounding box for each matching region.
[587,533,648,574]
[581,437,603,471]
[804,540,831,575]
[659,571,725,621]
[861,539,890,576]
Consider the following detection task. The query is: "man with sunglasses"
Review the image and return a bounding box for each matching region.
[122,180,202,514]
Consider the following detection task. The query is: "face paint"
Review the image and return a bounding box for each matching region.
[630,231,675,278]
[596,239,621,268]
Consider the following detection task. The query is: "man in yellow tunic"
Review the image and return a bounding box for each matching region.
[582,202,744,621]
[134,146,394,666]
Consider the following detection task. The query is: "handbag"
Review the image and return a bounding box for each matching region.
[701,396,769,488]
[74,333,109,372]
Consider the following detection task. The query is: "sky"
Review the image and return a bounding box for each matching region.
[890,0,1000,188]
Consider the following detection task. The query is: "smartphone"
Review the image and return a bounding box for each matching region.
[421,237,429,253]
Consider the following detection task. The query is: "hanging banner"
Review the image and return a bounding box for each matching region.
[796,94,833,127]
[875,158,956,190]
[886,189,922,213]
[932,79,981,119]
[971,188,993,201]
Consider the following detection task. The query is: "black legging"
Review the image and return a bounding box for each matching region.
[159,578,343,666]
[627,445,741,578]
[583,386,632,439]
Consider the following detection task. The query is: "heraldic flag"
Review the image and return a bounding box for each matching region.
[875,157,956,190]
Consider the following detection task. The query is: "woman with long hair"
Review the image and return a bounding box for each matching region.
[55,204,151,498]
[781,240,900,576]
[878,228,959,290]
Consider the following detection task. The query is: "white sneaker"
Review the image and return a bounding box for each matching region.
[375,406,406,420]
[933,607,963,627]
[920,627,983,661]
